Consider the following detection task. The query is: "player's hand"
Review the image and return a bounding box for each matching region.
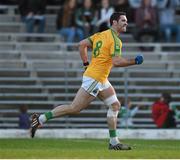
[135,54,144,65]
[83,62,89,71]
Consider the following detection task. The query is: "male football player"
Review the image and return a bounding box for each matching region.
[31,12,143,150]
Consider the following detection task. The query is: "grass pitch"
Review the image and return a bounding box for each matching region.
[0,138,180,159]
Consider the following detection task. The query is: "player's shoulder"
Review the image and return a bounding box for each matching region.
[102,29,119,41]
[90,29,113,43]
[100,29,112,36]
[96,29,113,41]
[92,29,110,35]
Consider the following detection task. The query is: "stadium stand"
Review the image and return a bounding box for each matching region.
[0,39,180,129]
[0,5,180,129]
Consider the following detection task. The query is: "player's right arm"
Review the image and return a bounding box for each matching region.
[79,39,92,68]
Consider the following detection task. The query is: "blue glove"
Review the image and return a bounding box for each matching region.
[135,54,144,65]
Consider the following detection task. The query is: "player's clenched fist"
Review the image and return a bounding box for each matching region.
[135,55,144,65]
[83,62,89,70]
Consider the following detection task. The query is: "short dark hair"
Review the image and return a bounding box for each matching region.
[162,92,172,104]
[110,12,126,26]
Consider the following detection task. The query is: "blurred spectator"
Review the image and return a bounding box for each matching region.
[19,105,30,129]
[170,103,180,121]
[134,0,158,44]
[129,0,141,9]
[119,97,140,128]
[19,0,46,33]
[155,0,168,9]
[129,0,156,8]
[56,0,84,42]
[152,93,176,128]
[114,0,133,23]
[75,0,97,37]
[96,0,114,32]
[159,0,180,42]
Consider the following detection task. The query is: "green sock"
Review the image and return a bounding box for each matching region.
[45,112,53,121]
[109,130,117,137]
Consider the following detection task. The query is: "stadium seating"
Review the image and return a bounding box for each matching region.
[0,37,180,129]
[0,6,180,129]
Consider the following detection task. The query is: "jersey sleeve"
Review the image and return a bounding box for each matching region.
[88,33,97,45]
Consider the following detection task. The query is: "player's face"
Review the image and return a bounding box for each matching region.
[117,15,128,32]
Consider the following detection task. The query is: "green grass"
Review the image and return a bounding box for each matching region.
[0,138,180,159]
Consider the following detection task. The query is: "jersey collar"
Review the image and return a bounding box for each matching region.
[110,27,121,40]
[110,27,119,37]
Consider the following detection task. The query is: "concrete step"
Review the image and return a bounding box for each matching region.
[0,85,43,93]
[0,60,26,68]
[0,51,20,59]
[0,22,25,33]
[0,69,30,77]
[0,93,48,101]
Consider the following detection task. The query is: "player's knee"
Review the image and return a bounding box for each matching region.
[104,94,120,118]
[104,95,120,110]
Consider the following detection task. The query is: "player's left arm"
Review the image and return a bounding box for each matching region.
[110,39,143,67]
[79,38,92,69]
[112,55,144,67]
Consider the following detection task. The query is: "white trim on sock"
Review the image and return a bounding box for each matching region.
[38,114,47,125]
[110,137,120,145]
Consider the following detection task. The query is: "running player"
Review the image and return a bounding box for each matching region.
[31,12,144,150]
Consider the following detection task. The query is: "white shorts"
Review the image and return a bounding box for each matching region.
[81,76,111,97]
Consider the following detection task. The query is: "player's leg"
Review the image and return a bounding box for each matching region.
[98,81,131,150]
[98,84,120,145]
[44,87,95,119]
[31,87,95,137]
